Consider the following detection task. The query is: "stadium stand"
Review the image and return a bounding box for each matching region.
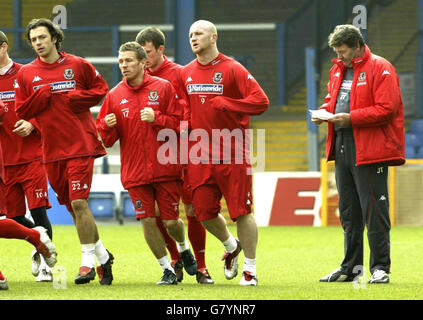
[88,191,117,220]
[3,0,421,225]
[405,119,423,158]
[120,191,135,220]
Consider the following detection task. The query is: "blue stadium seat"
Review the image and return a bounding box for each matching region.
[416,148,423,159]
[409,119,423,134]
[406,146,417,159]
[405,133,420,147]
[120,191,135,218]
[88,192,116,219]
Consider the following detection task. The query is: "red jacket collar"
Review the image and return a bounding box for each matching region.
[332,44,371,71]
[147,55,171,76]
[35,51,67,68]
[123,73,152,90]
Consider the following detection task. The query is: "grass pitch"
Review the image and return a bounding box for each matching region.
[1,224,423,300]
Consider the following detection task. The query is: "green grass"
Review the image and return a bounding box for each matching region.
[1,225,423,300]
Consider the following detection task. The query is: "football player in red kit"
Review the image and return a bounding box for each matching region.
[0,143,57,290]
[135,26,213,284]
[96,42,197,285]
[14,19,114,286]
[0,217,57,290]
[0,31,54,281]
[179,20,269,285]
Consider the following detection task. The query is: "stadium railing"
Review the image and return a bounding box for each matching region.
[6,22,286,105]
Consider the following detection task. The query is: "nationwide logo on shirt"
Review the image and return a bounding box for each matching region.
[187,84,223,95]
[33,80,76,92]
[0,91,15,101]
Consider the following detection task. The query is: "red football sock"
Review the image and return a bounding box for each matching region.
[155,217,180,262]
[0,218,40,247]
[187,215,207,270]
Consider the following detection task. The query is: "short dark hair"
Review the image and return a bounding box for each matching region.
[26,18,64,50]
[0,31,9,45]
[135,27,165,50]
[119,41,147,61]
[328,24,364,49]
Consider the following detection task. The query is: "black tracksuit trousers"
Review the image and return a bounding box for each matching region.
[334,130,391,275]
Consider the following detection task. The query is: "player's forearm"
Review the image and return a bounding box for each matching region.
[211,95,269,115]
[15,85,51,120]
[97,127,119,148]
[152,110,181,131]
[67,87,108,113]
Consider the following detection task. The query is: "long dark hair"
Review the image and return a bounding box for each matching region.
[26,18,64,50]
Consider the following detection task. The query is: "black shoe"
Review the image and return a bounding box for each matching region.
[75,266,96,284]
[172,259,184,282]
[96,250,114,285]
[180,249,197,276]
[319,268,354,282]
[157,269,178,285]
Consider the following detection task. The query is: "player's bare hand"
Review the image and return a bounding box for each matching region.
[328,113,351,127]
[105,113,117,127]
[12,119,34,137]
[311,117,324,125]
[140,107,155,122]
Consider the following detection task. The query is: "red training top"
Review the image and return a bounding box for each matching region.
[14,52,108,163]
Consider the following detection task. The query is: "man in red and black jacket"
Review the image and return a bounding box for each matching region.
[14,18,114,286]
[313,24,405,284]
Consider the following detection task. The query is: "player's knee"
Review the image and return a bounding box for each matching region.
[71,199,88,215]
[155,206,160,217]
[162,219,179,230]
[236,213,255,224]
[140,216,157,228]
[184,204,195,217]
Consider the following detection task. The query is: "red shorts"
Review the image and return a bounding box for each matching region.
[45,157,94,212]
[128,180,182,221]
[181,166,192,204]
[189,163,252,222]
[1,161,50,218]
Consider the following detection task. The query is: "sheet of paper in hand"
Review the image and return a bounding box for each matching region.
[309,109,334,121]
